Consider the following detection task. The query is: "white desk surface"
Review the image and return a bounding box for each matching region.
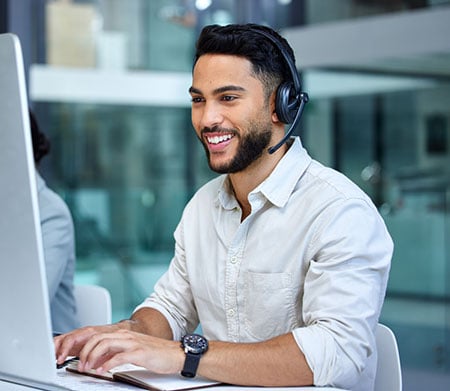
[0,369,348,391]
[0,382,346,391]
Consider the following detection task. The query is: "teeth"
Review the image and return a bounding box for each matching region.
[207,134,232,144]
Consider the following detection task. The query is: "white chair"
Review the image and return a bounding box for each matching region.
[74,284,112,326]
[374,323,402,391]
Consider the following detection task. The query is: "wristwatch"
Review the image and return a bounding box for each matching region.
[180,333,209,378]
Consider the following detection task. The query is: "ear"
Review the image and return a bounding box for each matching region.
[269,91,281,123]
[272,110,281,123]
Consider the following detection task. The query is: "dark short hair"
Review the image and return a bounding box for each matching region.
[29,110,51,164]
[193,23,296,98]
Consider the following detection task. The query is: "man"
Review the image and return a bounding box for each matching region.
[55,24,392,391]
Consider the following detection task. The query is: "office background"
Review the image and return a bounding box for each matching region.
[1,0,449,389]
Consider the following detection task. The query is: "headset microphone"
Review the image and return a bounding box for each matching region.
[268,92,308,154]
[253,29,309,154]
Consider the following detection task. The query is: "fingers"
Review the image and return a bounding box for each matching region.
[54,325,113,364]
[59,328,182,376]
[78,330,137,372]
[54,327,90,364]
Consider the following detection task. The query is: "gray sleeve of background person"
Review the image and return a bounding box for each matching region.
[38,180,76,300]
[134,215,198,341]
[292,198,393,390]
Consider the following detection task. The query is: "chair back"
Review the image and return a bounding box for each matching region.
[374,323,402,391]
[74,284,112,326]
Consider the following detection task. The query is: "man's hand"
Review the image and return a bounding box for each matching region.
[76,329,184,375]
[54,323,122,366]
[54,308,177,375]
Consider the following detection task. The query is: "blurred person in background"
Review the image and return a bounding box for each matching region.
[30,110,79,333]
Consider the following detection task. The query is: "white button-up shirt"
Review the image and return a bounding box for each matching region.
[135,137,393,391]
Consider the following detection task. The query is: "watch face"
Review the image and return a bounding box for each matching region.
[182,334,208,354]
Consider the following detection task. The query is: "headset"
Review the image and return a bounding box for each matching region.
[253,29,309,154]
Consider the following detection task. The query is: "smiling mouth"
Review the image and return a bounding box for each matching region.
[205,133,233,145]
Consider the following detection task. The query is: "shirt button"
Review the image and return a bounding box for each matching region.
[230,256,238,264]
[228,309,235,317]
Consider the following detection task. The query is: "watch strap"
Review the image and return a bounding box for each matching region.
[181,351,201,378]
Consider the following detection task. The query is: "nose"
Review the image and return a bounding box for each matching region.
[195,101,223,130]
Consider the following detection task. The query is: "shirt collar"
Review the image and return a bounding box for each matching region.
[217,175,239,210]
[254,137,311,207]
[216,137,311,209]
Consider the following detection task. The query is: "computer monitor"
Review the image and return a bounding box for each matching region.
[0,32,68,391]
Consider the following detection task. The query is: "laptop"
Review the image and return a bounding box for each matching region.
[0,33,71,391]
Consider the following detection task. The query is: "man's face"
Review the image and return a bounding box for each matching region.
[189,54,275,174]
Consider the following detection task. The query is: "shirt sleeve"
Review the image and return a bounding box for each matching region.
[39,191,75,300]
[292,197,393,389]
[134,216,199,341]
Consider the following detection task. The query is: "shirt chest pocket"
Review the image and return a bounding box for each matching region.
[243,271,300,341]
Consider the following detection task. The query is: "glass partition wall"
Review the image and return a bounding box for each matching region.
[35,101,216,315]
[3,0,449,387]
[303,86,450,377]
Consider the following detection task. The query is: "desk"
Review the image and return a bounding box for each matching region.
[0,383,346,391]
[0,369,348,391]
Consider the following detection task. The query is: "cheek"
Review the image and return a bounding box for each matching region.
[191,111,201,132]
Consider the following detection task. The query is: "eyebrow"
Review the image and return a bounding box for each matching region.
[188,85,246,95]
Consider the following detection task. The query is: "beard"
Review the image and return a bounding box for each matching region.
[200,121,273,174]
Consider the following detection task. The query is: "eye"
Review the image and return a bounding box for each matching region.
[221,95,237,102]
[191,96,204,104]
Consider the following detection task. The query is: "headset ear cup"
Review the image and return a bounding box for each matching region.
[275,81,299,124]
